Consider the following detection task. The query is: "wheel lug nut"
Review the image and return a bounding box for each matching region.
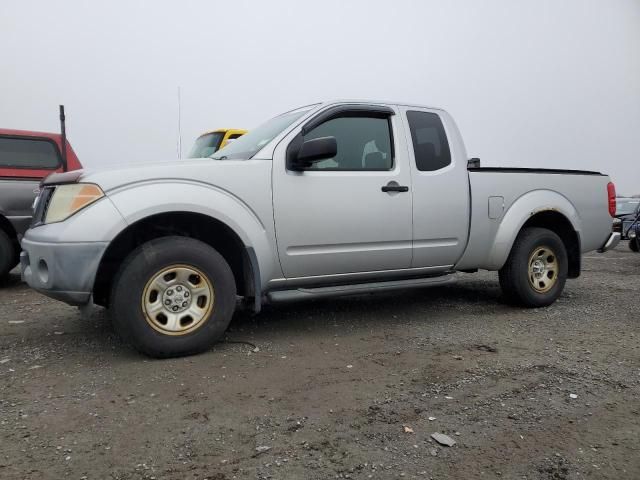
[184,292,189,297]
[176,286,182,292]
[164,300,171,305]
[182,302,187,307]
[172,306,178,312]
[167,290,173,296]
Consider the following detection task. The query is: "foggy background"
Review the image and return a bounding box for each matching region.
[1,0,638,194]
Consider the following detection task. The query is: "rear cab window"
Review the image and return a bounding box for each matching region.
[0,136,61,169]
[406,111,451,171]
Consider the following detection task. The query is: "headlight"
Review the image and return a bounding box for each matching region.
[44,183,104,224]
[630,229,637,239]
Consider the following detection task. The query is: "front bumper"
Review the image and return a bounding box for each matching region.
[21,236,108,306]
[597,232,621,253]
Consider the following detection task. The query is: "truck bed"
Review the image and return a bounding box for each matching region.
[455,167,613,272]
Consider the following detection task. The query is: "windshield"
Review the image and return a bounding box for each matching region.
[188,132,225,158]
[616,199,640,216]
[210,108,312,160]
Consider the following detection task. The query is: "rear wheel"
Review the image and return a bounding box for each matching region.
[111,236,236,358]
[0,229,18,282]
[630,238,639,252]
[499,227,568,307]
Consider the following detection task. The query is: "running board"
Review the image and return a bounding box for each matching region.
[266,274,456,303]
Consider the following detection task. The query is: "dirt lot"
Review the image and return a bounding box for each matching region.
[0,243,638,480]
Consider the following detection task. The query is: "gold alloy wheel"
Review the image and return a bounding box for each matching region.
[141,265,214,336]
[528,246,558,293]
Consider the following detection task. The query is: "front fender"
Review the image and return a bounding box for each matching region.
[487,190,581,269]
[106,180,281,284]
[26,196,128,243]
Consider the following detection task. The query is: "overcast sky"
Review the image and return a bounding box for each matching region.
[1,0,638,194]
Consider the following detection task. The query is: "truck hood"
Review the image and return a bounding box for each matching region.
[46,158,257,192]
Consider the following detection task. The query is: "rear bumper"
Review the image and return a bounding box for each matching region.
[597,232,620,253]
[21,235,108,306]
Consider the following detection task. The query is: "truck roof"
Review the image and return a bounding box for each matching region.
[0,128,64,140]
[320,99,445,112]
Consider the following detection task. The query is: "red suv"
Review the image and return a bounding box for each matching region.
[0,128,82,280]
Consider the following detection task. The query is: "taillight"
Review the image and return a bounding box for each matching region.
[607,182,616,217]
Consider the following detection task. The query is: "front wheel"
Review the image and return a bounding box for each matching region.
[499,227,568,308]
[630,238,639,252]
[111,236,236,358]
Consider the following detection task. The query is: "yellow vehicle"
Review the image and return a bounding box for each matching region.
[187,128,247,158]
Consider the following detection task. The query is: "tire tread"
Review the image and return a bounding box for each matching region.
[499,227,568,308]
[110,236,236,358]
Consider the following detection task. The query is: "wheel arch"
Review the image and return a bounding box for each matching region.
[0,214,18,241]
[489,190,582,278]
[0,214,20,267]
[93,211,261,310]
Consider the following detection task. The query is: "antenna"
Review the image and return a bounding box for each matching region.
[59,105,68,172]
[177,86,182,160]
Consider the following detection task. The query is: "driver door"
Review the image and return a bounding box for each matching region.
[272,105,413,279]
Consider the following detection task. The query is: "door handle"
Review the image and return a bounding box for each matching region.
[381,182,409,193]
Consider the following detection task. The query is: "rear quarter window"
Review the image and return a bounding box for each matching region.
[406,111,451,171]
[0,136,60,169]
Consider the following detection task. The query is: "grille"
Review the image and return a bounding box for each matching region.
[31,186,55,227]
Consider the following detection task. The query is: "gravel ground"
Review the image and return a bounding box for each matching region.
[0,243,638,480]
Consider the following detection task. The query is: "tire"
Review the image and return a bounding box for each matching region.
[630,239,639,252]
[111,236,236,358]
[499,227,568,308]
[0,229,18,282]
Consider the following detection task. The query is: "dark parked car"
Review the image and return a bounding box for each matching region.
[614,197,640,240]
[627,213,639,252]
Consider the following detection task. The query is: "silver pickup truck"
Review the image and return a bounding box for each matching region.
[21,100,619,357]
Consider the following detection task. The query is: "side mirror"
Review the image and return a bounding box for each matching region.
[291,136,337,170]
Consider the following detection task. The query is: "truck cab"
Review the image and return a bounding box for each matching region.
[0,128,82,280]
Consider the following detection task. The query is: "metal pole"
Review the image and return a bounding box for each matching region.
[59,105,68,171]
[177,87,182,160]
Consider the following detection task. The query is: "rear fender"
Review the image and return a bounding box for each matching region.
[488,190,580,269]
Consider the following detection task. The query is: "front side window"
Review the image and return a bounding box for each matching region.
[303,116,393,171]
[0,136,60,169]
[406,111,451,171]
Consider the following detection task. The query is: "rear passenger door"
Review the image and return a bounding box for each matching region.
[400,108,470,269]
